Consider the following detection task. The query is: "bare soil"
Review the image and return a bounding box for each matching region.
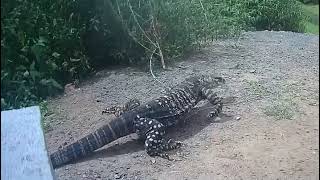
[44,31,319,180]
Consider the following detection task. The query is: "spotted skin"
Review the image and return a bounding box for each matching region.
[133,117,183,159]
[102,98,141,117]
[50,75,225,168]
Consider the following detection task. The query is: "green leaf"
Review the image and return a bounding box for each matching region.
[30,61,35,71]
[23,71,29,77]
[40,79,49,86]
[31,44,43,62]
[38,36,47,44]
[53,19,57,26]
[70,58,80,62]
[21,46,29,52]
[51,62,58,70]
[16,65,27,71]
[52,52,60,58]
[1,98,7,107]
[48,78,63,90]
[30,70,40,81]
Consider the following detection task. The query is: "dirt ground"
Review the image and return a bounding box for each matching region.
[44,31,319,180]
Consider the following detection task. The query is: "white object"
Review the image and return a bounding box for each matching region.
[1,106,55,180]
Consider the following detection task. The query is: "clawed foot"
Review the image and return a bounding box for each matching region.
[207,103,223,118]
[155,140,183,161]
[207,109,220,118]
[102,99,140,116]
[102,106,122,116]
[147,139,184,161]
[156,152,171,160]
[166,139,183,150]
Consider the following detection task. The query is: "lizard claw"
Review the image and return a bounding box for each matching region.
[175,141,183,146]
[207,110,218,118]
[158,153,171,160]
[167,139,183,149]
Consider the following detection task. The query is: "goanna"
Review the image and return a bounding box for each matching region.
[50,75,225,168]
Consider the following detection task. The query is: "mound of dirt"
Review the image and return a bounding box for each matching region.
[45,31,319,180]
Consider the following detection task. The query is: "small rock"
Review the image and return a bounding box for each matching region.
[249,69,256,73]
[306,130,310,133]
[114,174,121,179]
[308,102,317,106]
[65,167,69,170]
[173,158,183,162]
[236,116,241,121]
[77,172,81,175]
[151,159,156,164]
[214,117,222,122]
[82,174,87,178]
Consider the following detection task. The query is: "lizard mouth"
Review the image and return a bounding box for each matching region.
[199,75,225,85]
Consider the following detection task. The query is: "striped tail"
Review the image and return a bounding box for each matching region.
[50,116,133,168]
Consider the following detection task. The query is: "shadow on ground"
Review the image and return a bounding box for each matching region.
[72,102,235,165]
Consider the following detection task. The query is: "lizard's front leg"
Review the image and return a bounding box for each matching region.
[201,87,223,118]
[102,99,140,117]
[134,117,182,160]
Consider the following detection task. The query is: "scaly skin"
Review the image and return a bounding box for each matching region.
[102,98,141,117]
[50,75,225,168]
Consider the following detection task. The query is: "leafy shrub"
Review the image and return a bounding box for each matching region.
[298,0,319,4]
[112,0,246,68]
[1,0,308,110]
[1,0,94,110]
[239,0,306,32]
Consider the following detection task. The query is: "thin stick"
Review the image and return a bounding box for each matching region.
[149,48,166,87]
[199,0,208,22]
[151,16,166,69]
[127,0,157,48]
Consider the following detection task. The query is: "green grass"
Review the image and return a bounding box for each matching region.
[246,80,270,97]
[264,96,298,120]
[39,100,51,132]
[301,3,319,34]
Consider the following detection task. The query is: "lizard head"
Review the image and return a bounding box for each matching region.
[197,75,225,87]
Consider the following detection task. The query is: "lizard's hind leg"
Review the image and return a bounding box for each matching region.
[201,87,223,118]
[134,117,182,160]
[207,98,223,118]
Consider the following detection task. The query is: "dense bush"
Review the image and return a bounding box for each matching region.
[1,0,95,109]
[1,0,307,110]
[298,0,319,4]
[240,0,306,32]
[113,0,246,68]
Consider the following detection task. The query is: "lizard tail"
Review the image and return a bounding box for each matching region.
[50,117,132,168]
